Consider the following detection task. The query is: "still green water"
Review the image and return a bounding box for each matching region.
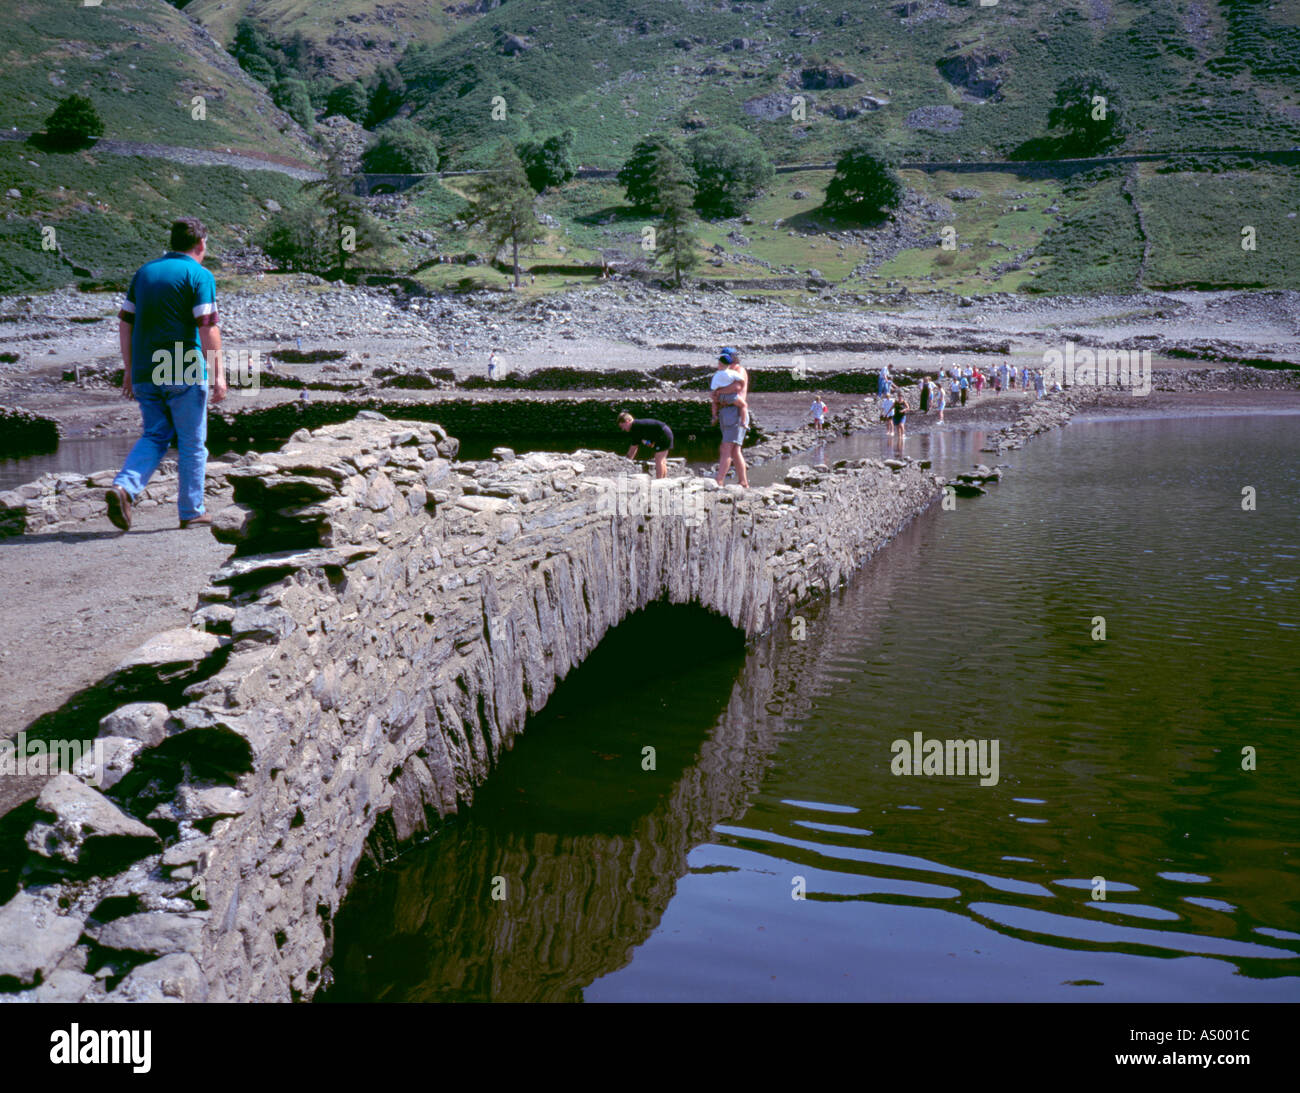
[323,412,1300,1002]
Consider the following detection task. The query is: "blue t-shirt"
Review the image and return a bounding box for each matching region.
[119,253,219,385]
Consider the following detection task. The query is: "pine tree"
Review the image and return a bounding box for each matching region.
[618,136,692,211]
[651,147,699,288]
[300,156,386,276]
[461,143,537,288]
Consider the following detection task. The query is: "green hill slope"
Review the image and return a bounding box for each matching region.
[186,0,473,82]
[0,0,316,160]
[0,0,323,294]
[209,0,1300,168]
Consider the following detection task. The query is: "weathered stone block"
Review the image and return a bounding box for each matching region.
[0,893,85,987]
[25,774,160,871]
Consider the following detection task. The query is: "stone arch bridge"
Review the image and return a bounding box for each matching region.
[0,415,939,1002]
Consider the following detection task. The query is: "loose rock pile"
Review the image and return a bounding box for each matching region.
[0,463,229,538]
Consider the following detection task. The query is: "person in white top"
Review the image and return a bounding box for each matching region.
[879,393,895,434]
[710,348,748,429]
[810,396,827,430]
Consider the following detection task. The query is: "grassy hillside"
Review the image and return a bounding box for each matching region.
[0,0,317,161]
[1,0,1295,297]
[219,0,1300,169]
[387,155,1300,299]
[0,141,306,294]
[186,0,472,82]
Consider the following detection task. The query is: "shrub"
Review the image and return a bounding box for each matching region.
[43,95,103,148]
[361,120,439,174]
[272,79,314,131]
[325,82,369,124]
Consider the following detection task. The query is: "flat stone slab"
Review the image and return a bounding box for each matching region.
[113,629,220,683]
[88,912,205,957]
[0,892,86,986]
[454,495,516,514]
[213,545,378,585]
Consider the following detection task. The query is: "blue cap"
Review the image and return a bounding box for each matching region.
[719,347,737,364]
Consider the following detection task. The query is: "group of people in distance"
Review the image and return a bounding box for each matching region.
[617,351,1055,488]
[877,361,1049,434]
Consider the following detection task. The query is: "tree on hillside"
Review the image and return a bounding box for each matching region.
[44,95,103,148]
[305,77,334,111]
[232,18,286,84]
[258,205,334,273]
[241,55,277,87]
[618,136,692,211]
[1047,72,1131,155]
[461,143,537,288]
[822,144,904,223]
[299,157,387,276]
[272,78,314,131]
[687,125,773,218]
[361,120,439,174]
[650,147,699,288]
[326,81,370,124]
[365,64,407,129]
[517,130,577,193]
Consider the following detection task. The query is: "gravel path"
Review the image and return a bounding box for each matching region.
[0,130,322,180]
[0,493,233,816]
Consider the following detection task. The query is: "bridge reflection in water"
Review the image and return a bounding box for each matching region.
[322,599,825,1002]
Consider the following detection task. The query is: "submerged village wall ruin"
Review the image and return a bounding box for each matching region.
[0,414,941,1003]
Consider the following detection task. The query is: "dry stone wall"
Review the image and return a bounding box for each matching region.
[0,413,940,1002]
[0,462,230,538]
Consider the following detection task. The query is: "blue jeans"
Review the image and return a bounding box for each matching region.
[114,381,209,520]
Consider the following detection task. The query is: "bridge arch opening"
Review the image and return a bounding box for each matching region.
[321,600,746,1002]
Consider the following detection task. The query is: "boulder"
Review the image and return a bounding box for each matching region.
[73,735,146,791]
[107,952,207,1002]
[88,912,204,957]
[98,702,170,747]
[25,774,160,871]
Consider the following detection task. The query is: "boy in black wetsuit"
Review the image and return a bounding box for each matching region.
[618,412,674,479]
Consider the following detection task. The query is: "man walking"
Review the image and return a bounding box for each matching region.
[106,218,226,531]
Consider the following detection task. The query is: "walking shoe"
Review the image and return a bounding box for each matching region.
[105,486,132,531]
[179,513,213,529]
